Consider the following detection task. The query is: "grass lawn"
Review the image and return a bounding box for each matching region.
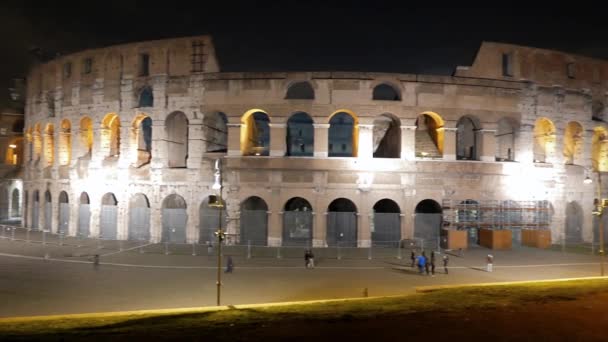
[2,278,608,341]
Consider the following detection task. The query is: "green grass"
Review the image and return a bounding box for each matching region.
[2,278,608,340]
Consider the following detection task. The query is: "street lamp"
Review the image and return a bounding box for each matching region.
[586,169,605,276]
[209,158,225,305]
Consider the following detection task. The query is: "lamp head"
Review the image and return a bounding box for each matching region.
[584,176,593,184]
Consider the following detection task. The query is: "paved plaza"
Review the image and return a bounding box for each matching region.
[0,228,604,318]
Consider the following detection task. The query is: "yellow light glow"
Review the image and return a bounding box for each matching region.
[9,144,16,149]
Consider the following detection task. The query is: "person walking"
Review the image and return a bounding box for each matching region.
[422,251,429,275]
[430,251,436,276]
[410,250,416,268]
[443,254,449,274]
[308,250,315,269]
[225,255,234,273]
[486,254,493,272]
[417,253,426,274]
[304,250,311,268]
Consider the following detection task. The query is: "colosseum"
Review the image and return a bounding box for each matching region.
[19,35,608,250]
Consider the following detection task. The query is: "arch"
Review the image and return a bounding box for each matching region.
[43,123,55,166]
[138,86,154,107]
[563,121,584,165]
[456,115,482,160]
[240,109,270,156]
[129,193,151,241]
[58,119,71,166]
[0,188,8,221]
[161,194,188,243]
[58,191,69,235]
[131,114,152,167]
[10,188,19,217]
[372,83,401,101]
[44,190,52,232]
[328,110,358,157]
[204,112,228,152]
[373,113,401,158]
[32,190,40,230]
[414,199,442,248]
[102,113,121,157]
[80,116,93,157]
[327,198,358,247]
[100,192,118,239]
[533,117,556,163]
[286,112,314,156]
[199,196,226,244]
[78,192,91,237]
[165,111,189,167]
[372,199,401,246]
[5,137,23,165]
[592,127,608,172]
[240,196,268,245]
[565,201,583,244]
[285,81,315,100]
[33,123,42,162]
[496,117,517,161]
[415,112,444,158]
[283,197,313,246]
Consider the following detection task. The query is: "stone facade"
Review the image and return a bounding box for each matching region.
[21,36,608,247]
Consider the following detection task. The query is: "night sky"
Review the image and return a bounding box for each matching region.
[2,2,608,108]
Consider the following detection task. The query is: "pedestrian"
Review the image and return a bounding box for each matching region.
[486,254,493,272]
[422,251,429,275]
[207,241,213,255]
[308,250,315,269]
[443,254,449,274]
[304,249,310,268]
[225,255,234,273]
[93,254,100,270]
[417,253,426,274]
[430,251,436,276]
[410,250,416,268]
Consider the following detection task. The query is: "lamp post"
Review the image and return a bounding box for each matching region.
[586,169,605,276]
[210,158,225,305]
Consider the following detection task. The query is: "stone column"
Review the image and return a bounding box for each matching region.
[268,211,282,246]
[150,206,162,243]
[69,191,78,236]
[90,203,101,238]
[357,124,374,159]
[480,129,497,162]
[582,129,594,169]
[550,127,565,165]
[187,118,203,169]
[117,119,131,168]
[401,125,416,160]
[186,199,198,243]
[51,196,59,234]
[151,119,165,169]
[269,123,287,157]
[442,127,457,161]
[357,212,371,247]
[313,124,329,158]
[515,124,534,164]
[117,196,128,240]
[227,123,241,156]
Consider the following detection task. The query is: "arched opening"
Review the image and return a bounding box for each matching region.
[5,137,23,165]
[199,196,226,244]
[129,193,150,241]
[138,86,154,107]
[58,191,69,235]
[166,111,189,168]
[33,123,42,162]
[80,117,93,158]
[44,124,55,166]
[23,190,28,227]
[566,201,583,244]
[564,121,584,165]
[100,193,118,240]
[11,188,20,218]
[286,112,314,157]
[372,83,400,101]
[102,113,121,158]
[32,190,40,230]
[285,81,314,100]
[203,112,228,153]
[239,196,268,245]
[592,127,608,172]
[131,114,152,167]
[456,116,481,161]
[283,197,313,246]
[373,114,401,158]
[78,192,90,237]
[414,199,442,249]
[328,111,358,157]
[161,194,188,243]
[496,118,517,161]
[240,110,270,156]
[58,119,71,166]
[44,190,52,232]
[533,117,556,163]
[415,112,444,158]
[327,198,358,247]
[372,199,401,247]
[0,188,8,221]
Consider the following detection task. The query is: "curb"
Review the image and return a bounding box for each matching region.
[415,276,608,293]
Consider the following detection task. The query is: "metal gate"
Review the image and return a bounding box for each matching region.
[512,228,522,247]
[283,210,313,246]
[162,208,187,243]
[78,204,90,237]
[240,209,268,246]
[566,203,583,244]
[327,212,357,247]
[44,202,52,232]
[129,207,150,241]
[100,205,118,240]
[414,213,442,249]
[59,203,70,235]
[32,203,39,230]
[199,207,225,244]
[372,212,400,247]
